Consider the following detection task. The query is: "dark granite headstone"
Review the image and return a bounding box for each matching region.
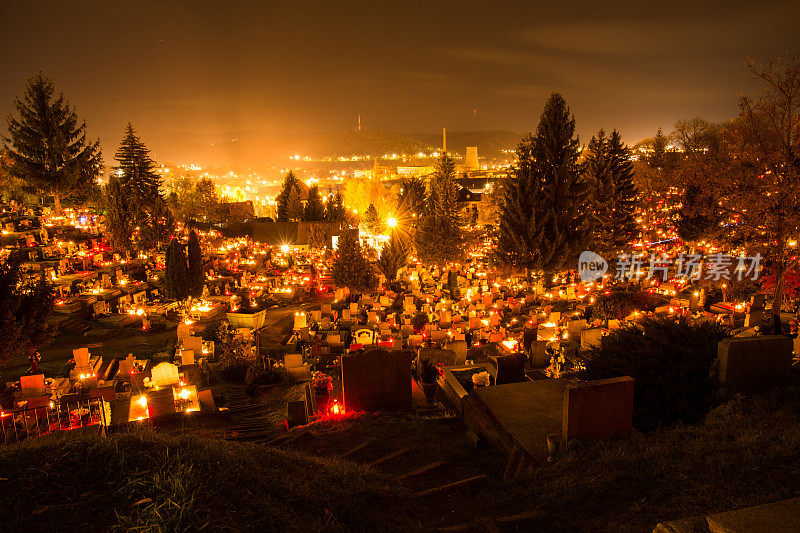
[341,349,412,412]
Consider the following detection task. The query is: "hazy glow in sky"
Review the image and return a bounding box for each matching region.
[1,0,798,162]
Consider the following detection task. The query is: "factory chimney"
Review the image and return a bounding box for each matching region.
[442,127,447,154]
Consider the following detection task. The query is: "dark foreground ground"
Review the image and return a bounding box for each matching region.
[2,385,800,532]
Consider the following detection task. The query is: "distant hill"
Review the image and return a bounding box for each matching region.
[146,130,520,170]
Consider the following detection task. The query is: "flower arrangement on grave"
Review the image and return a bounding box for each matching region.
[471,370,490,387]
[311,371,333,393]
[417,358,443,384]
[544,344,585,379]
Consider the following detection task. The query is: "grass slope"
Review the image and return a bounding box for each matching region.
[2,386,800,531]
[0,428,411,532]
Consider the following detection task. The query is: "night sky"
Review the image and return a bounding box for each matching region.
[1,0,798,163]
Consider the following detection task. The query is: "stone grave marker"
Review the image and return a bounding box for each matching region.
[20,374,46,397]
[717,336,793,395]
[151,362,180,388]
[563,376,634,443]
[341,348,412,412]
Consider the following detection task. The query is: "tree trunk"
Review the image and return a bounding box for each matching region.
[53,193,62,216]
[771,261,785,335]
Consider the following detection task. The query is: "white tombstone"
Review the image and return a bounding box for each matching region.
[151,362,180,388]
[349,302,359,314]
[549,311,561,324]
[293,312,307,330]
[354,328,375,345]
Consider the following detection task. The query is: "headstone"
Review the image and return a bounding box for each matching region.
[581,328,603,349]
[19,374,46,396]
[184,336,203,354]
[744,310,762,328]
[717,336,793,395]
[118,354,137,377]
[445,340,467,365]
[495,353,526,385]
[73,347,90,368]
[198,389,216,411]
[563,376,634,443]
[353,328,375,345]
[180,349,195,366]
[287,400,308,428]
[750,293,765,311]
[177,321,192,342]
[530,340,549,367]
[150,362,180,388]
[341,348,412,412]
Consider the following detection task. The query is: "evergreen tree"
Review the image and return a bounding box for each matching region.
[187,230,204,298]
[650,127,668,169]
[447,269,460,299]
[376,235,409,281]
[326,190,346,221]
[114,123,163,209]
[0,252,54,365]
[103,174,134,252]
[496,93,589,279]
[414,153,464,266]
[676,184,721,242]
[2,74,101,214]
[331,232,377,293]
[397,176,426,220]
[165,238,190,301]
[303,184,325,221]
[585,129,637,254]
[137,195,175,251]
[276,171,303,221]
[363,203,383,234]
[606,130,638,250]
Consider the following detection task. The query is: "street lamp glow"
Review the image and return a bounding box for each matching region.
[386,216,397,228]
[280,244,290,253]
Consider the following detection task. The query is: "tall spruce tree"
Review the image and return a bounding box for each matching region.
[331,232,377,293]
[376,235,409,281]
[276,171,303,221]
[606,130,638,250]
[414,153,464,266]
[2,74,101,214]
[584,129,637,254]
[496,93,589,279]
[103,174,134,252]
[109,124,173,251]
[165,238,190,301]
[363,203,383,234]
[303,184,325,221]
[326,190,346,221]
[114,123,163,209]
[187,230,204,298]
[397,175,427,220]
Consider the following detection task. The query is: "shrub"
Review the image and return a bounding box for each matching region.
[577,316,728,431]
[591,290,663,322]
[244,364,287,396]
[411,312,429,333]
